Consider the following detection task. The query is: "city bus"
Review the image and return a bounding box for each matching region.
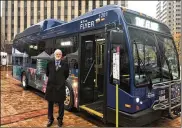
[12,5,181,126]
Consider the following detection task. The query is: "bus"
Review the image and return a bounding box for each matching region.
[12,5,181,126]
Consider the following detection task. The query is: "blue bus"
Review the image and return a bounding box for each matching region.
[12,5,181,126]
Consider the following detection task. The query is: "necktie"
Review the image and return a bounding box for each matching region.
[56,61,59,70]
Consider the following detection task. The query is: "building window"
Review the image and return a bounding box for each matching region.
[31,18,34,24]
[44,15,47,19]
[24,23,27,29]
[18,1,20,7]
[5,9,8,16]
[71,15,74,19]
[11,33,14,40]
[92,1,96,9]
[71,9,75,16]
[44,0,47,7]
[18,16,20,28]
[58,1,61,6]
[86,0,89,11]
[38,10,40,16]
[12,17,14,23]
[44,8,47,16]
[100,0,103,7]
[5,33,7,40]
[5,1,8,7]
[58,6,61,17]
[24,0,27,7]
[37,1,40,7]
[58,15,61,19]
[18,7,20,12]
[31,1,34,7]
[78,0,82,15]
[17,28,20,33]
[11,24,14,29]
[107,0,110,5]
[64,15,67,21]
[114,0,118,4]
[11,4,14,12]
[51,1,54,17]
[64,6,68,16]
[37,15,40,21]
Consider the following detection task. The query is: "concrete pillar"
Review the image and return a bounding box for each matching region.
[61,1,65,21]
[47,1,51,18]
[88,1,93,11]
[40,0,45,21]
[7,1,12,41]
[34,1,38,23]
[74,0,79,17]
[68,1,71,21]
[96,1,100,8]
[54,1,58,19]
[81,0,85,15]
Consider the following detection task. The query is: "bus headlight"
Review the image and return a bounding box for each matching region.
[136,98,140,103]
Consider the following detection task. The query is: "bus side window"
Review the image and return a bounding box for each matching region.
[31,59,37,68]
[55,36,78,57]
[69,59,78,69]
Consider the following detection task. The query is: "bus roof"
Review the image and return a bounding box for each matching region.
[13,5,170,46]
[14,19,66,40]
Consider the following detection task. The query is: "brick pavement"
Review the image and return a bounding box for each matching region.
[1,71,96,127]
[0,71,181,127]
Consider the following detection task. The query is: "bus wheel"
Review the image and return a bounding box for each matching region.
[64,81,74,111]
[21,73,28,90]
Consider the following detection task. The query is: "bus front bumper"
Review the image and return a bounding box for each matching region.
[106,107,162,127]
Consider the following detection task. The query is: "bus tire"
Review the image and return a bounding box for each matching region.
[64,81,74,111]
[21,72,28,90]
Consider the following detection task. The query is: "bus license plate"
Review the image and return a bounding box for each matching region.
[159,95,165,101]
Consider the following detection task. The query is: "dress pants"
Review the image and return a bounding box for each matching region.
[48,101,64,121]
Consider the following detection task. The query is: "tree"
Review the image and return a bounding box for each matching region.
[1,33,6,52]
[173,33,181,56]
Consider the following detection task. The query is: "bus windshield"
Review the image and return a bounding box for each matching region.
[156,35,179,80]
[129,27,179,86]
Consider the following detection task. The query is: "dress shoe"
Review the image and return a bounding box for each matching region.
[47,120,54,127]
[58,119,63,127]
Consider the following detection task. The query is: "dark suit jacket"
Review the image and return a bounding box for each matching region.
[45,59,69,102]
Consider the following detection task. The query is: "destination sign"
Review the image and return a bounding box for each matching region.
[135,17,159,31]
[123,11,170,34]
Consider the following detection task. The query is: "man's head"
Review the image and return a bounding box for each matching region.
[54,49,62,60]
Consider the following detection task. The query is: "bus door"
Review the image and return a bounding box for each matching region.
[79,30,106,119]
[79,34,95,103]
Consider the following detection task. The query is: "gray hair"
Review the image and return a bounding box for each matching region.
[54,49,62,55]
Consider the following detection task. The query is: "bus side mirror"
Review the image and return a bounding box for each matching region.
[110,30,124,44]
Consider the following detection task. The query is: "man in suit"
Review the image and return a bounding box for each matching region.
[45,49,69,127]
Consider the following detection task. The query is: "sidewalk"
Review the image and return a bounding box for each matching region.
[1,71,96,127]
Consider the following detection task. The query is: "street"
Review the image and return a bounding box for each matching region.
[1,71,181,127]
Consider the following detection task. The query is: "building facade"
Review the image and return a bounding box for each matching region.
[1,0,128,44]
[156,1,181,40]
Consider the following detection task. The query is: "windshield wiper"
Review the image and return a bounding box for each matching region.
[133,40,153,87]
[160,53,173,80]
